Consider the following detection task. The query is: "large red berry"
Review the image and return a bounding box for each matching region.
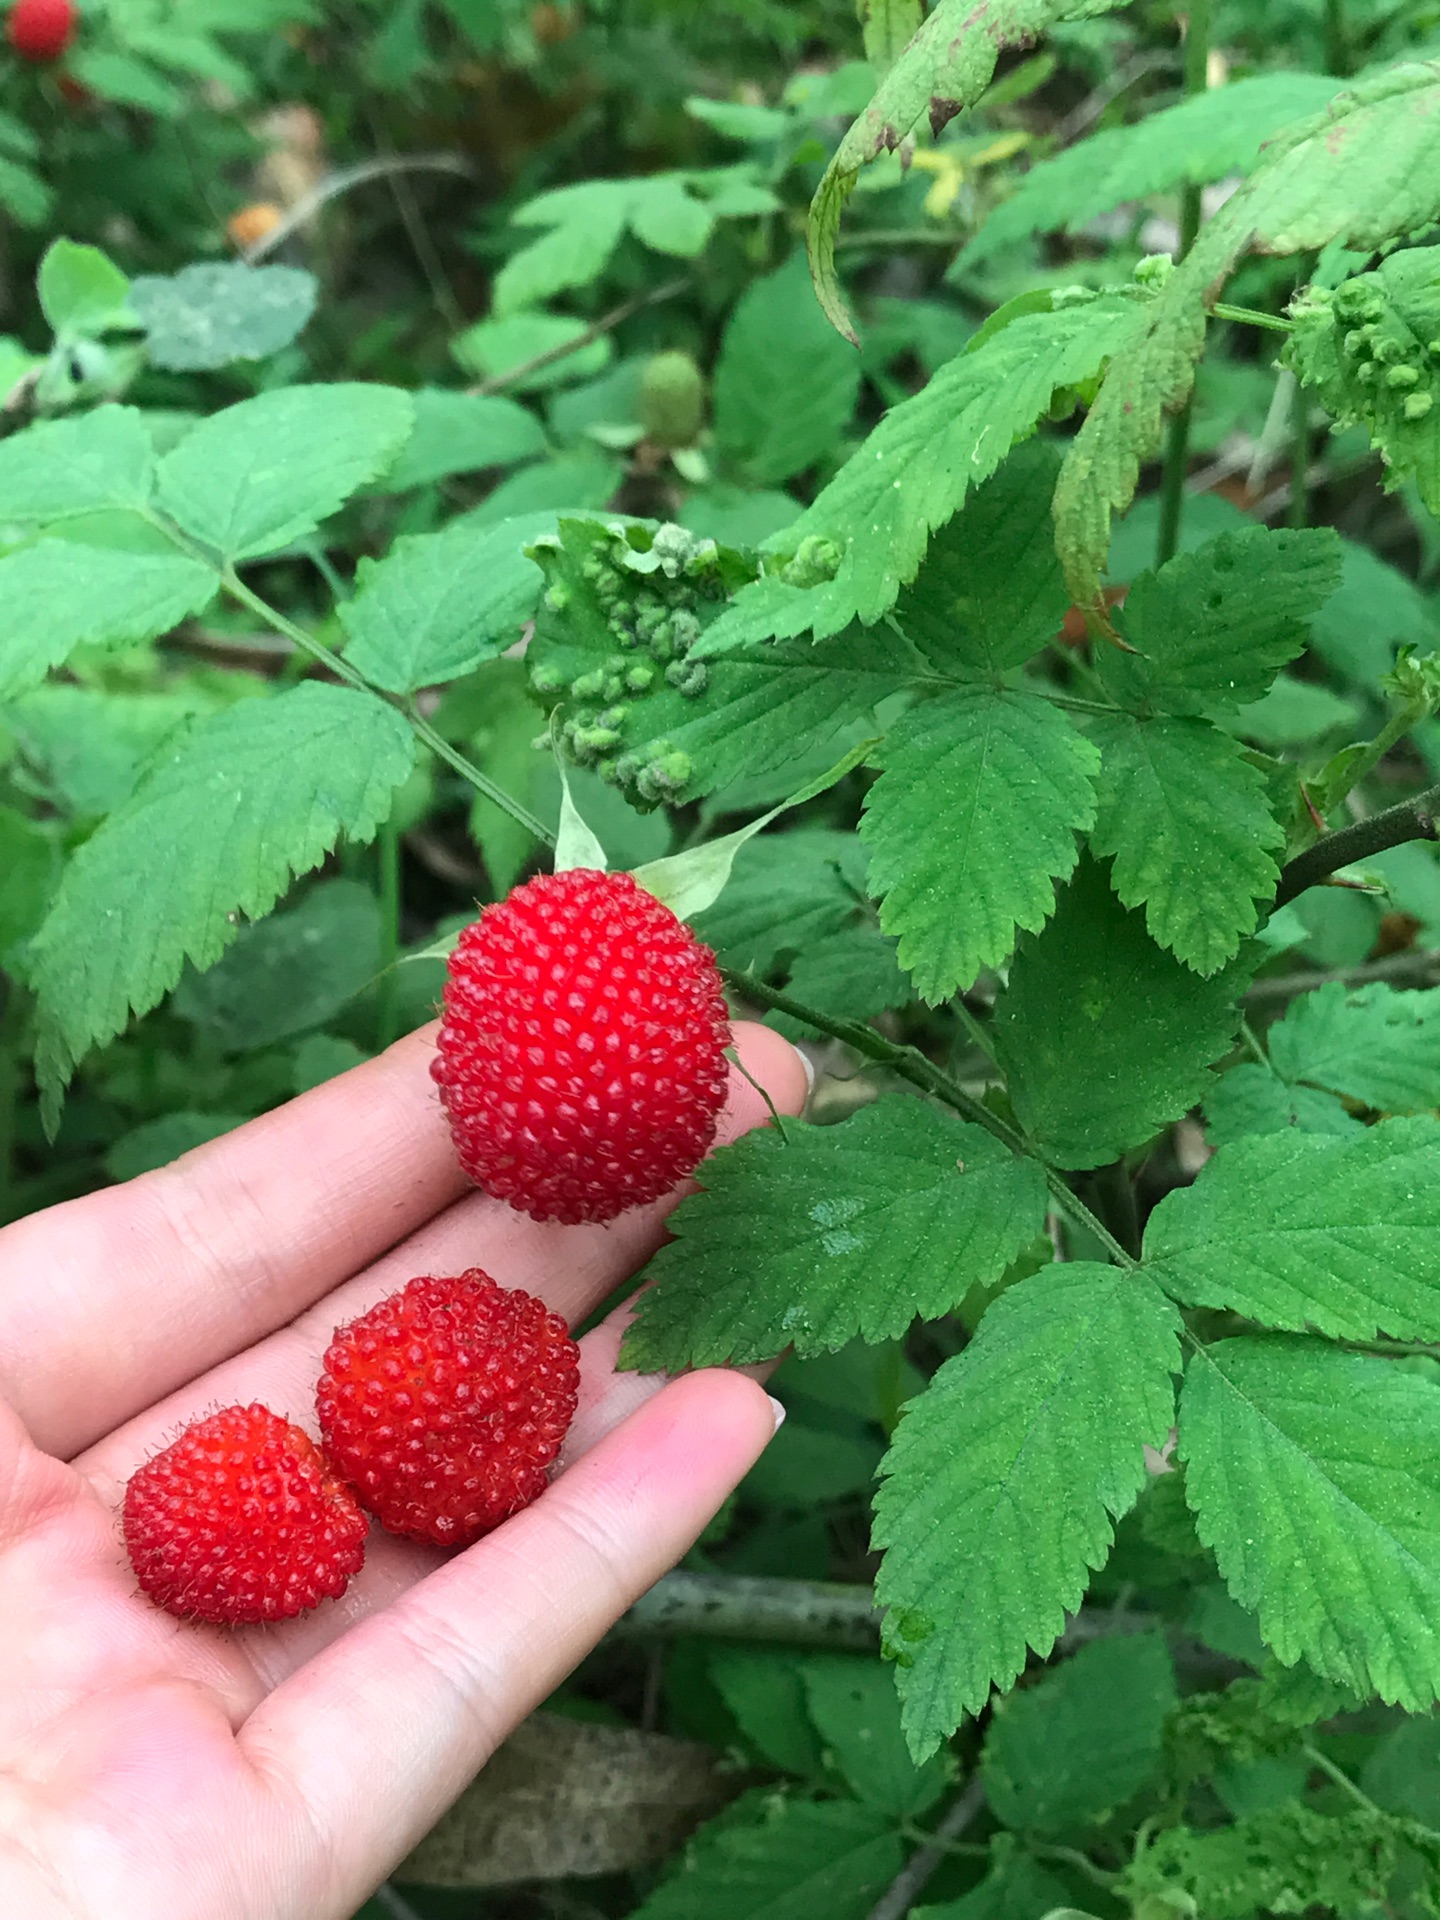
[6,0,76,62]
[316,1269,580,1548]
[431,868,731,1224]
[123,1404,368,1625]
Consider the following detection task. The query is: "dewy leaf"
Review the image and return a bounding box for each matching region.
[0,405,154,521]
[1180,1335,1440,1708]
[1056,64,1440,607]
[1268,980,1440,1114]
[0,540,217,701]
[128,261,318,372]
[960,73,1342,270]
[807,0,1129,339]
[621,1095,1049,1369]
[339,513,556,694]
[1100,527,1343,713]
[981,1633,1177,1836]
[698,292,1148,649]
[1145,1115,1440,1343]
[893,440,1069,676]
[993,855,1247,1169]
[30,683,414,1110]
[711,251,862,486]
[627,1793,903,1920]
[1088,714,1283,975]
[155,384,414,561]
[861,689,1100,1002]
[874,1263,1181,1759]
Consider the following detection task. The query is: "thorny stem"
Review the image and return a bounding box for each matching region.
[1155,0,1215,570]
[1274,780,1440,907]
[722,969,1137,1269]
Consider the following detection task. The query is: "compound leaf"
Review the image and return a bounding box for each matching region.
[1180,1335,1440,1708]
[622,1096,1049,1369]
[875,1262,1181,1758]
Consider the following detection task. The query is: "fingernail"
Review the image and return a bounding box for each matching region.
[767,1395,787,1431]
[798,1049,816,1096]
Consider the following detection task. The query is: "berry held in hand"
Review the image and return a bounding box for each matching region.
[317,1268,580,1548]
[123,1404,368,1625]
[431,867,731,1224]
[6,0,76,61]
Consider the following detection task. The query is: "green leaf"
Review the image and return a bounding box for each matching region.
[1145,1115,1440,1344]
[494,182,631,314]
[0,805,57,957]
[858,0,922,73]
[1268,980,1440,1113]
[915,1842,1072,1920]
[0,541,217,702]
[451,310,614,393]
[802,1655,951,1815]
[874,1262,1181,1758]
[171,879,381,1051]
[776,925,909,1036]
[0,406,154,521]
[1202,1064,1363,1148]
[622,1096,1049,1369]
[372,389,546,491]
[960,73,1342,269]
[1101,527,1343,713]
[1088,714,1283,975]
[698,292,1148,648]
[693,829,868,975]
[981,1633,1177,1835]
[862,690,1099,1001]
[339,514,552,694]
[1056,64,1440,606]
[708,1646,827,1777]
[894,441,1069,676]
[993,856,1246,1169]
[0,153,50,228]
[128,262,317,372]
[807,0,1130,338]
[155,384,414,561]
[37,240,134,337]
[712,251,862,485]
[626,1792,903,1920]
[6,683,205,819]
[30,684,414,1108]
[1180,1335,1440,1708]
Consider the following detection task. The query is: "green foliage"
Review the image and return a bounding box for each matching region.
[127,262,317,373]
[873,1262,1180,1756]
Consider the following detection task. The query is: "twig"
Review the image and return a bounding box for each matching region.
[1245,947,1440,1005]
[868,1779,987,1920]
[471,277,690,396]
[616,1572,881,1649]
[243,154,475,263]
[1273,782,1440,907]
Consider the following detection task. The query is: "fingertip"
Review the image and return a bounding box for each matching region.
[723,1020,811,1139]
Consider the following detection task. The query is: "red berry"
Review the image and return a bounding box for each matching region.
[122,1404,368,1625]
[6,0,76,62]
[431,868,731,1224]
[316,1269,580,1549]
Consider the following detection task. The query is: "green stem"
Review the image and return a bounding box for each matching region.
[1289,369,1314,530]
[722,969,1136,1269]
[1302,1744,1385,1816]
[1274,778,1440,906]
[1324,0,1350,75]
[376,814,402,1051]
[215,566,556,850]
[1155,0,1214,571]
[1212,301,1294,335]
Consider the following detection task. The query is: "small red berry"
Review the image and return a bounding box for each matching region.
[6,0,76,63]
[431,868,731,1224]
[316,1269,580,1548]
[122,1404,368,1625]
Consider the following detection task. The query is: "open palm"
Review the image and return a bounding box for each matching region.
[0,1020,805,1920]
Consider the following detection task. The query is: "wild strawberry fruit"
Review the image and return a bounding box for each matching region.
[6,0,76,62]
[316,1269,580,1548]
[122,1404,368,1625]
[431,868,731,1224]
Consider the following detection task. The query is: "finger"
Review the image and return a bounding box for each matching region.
[73,1022,808,1496]
[0,1024,464,1458]
[239,1369,779,1909]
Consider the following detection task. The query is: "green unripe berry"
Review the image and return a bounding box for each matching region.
[638,350,706,451]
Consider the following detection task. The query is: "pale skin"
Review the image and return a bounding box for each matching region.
[0,1019,808,1920]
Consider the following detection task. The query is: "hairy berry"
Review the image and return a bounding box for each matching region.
[431,868,731,1223]
[123,1404,368,1624]
[7,0,76,61]
[316,1269,580,1548]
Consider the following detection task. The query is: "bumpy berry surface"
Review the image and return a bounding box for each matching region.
[122,1404,368,1625]
[6,0,76,61]
[316,1269,580,1548]
[431,868,731,1224]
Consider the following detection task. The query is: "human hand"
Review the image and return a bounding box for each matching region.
[0,1019,807,1920]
